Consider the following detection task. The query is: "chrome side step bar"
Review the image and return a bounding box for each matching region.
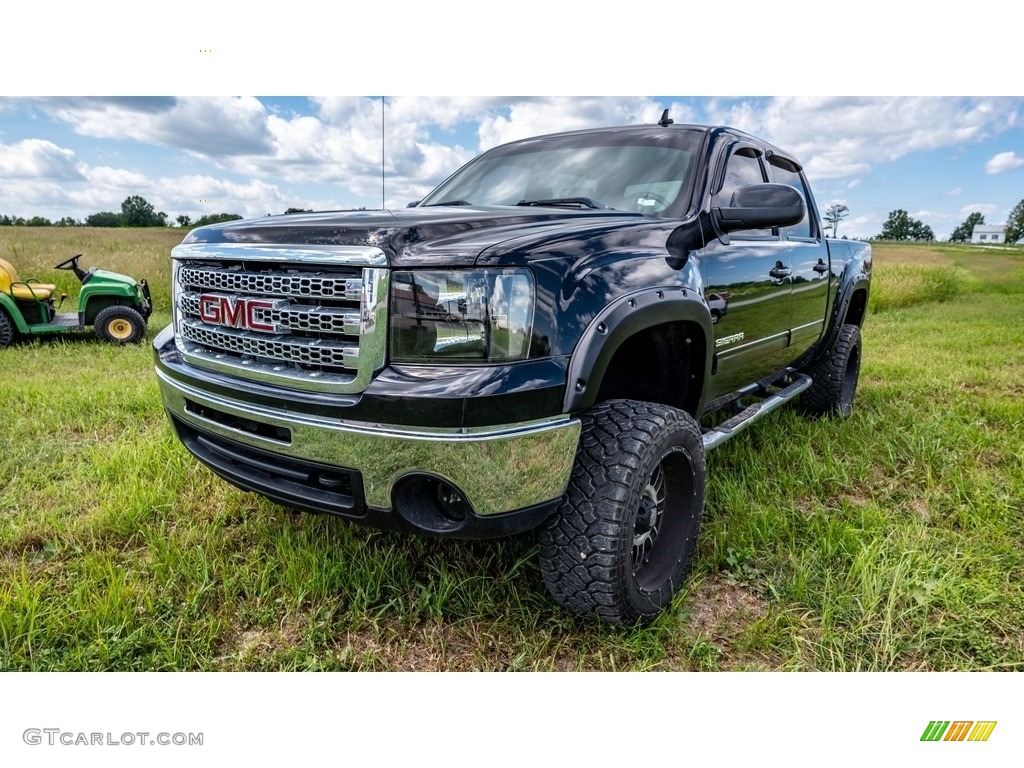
[702,372,813,451]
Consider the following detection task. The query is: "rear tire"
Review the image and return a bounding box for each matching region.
[538,399,705,625]
[800,323,861,417]
[94,306,146,344]
[0,311,14,347]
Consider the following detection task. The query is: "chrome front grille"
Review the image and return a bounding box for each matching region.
[178,266,363,301]
[171,242,389,393]
[180,322,359,368]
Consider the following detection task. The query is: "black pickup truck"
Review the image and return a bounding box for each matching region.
[154,117,871,624]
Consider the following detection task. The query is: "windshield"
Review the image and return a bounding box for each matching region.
[419,130,701,216]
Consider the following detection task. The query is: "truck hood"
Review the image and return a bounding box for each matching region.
[182,206,660,267]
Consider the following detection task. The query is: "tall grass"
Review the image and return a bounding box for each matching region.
[868,263,966,312]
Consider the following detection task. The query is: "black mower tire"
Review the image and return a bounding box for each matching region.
[94,306,146,344]
[0,311,14,347]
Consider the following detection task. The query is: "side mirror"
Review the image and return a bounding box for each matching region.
[406,200,421,208]
[713,183,806,233]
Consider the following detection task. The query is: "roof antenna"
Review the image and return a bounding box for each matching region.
[658,109,673,127]
[381,97,386,210]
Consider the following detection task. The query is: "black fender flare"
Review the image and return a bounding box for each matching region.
[562,286,714,413]
[817,242,872,358]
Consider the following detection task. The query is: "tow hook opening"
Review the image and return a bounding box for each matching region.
[392,474,472,534]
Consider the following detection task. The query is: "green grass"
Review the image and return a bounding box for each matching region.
[1,230,1023,670]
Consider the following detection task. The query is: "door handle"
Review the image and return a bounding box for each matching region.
[769,265,791,279]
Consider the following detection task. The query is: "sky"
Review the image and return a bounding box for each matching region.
[0,6,1021,241]
[1,96,1021,239]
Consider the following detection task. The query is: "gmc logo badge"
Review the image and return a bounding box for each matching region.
[198,294,276,333]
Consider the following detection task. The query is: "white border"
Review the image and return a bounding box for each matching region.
[1,672,1018,765]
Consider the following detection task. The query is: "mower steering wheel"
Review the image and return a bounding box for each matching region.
[54,253,83,271]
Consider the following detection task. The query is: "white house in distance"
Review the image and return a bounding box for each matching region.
[971,224,1007,244]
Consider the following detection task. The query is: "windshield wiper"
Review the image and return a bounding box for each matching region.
[516,197,609,210]
[422,200,474,207]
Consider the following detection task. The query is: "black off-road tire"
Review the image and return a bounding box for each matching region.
[94,306,146,344]
[0,311,14,347]
[538,399,705,625]
[800,323,861,417]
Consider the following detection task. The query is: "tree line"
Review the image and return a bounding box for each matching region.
[0,196,245,229]
[876,200,1023,243]
[3,194,1022,243]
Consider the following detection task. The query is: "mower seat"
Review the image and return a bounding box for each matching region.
[0,258,57,300]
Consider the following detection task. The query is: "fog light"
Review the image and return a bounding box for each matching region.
[392,475,472,534]
[436,481,468,522]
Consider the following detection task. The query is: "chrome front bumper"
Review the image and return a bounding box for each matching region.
[155,364,580,524]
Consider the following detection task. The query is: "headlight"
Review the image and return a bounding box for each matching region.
[389,268,535,362]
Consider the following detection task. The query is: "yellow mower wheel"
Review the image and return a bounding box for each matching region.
[94,306,146,344]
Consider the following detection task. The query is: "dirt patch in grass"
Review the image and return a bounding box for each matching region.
[216,613,307,667]
[3,532,48,555]
[335,621,534,671]
[674,575,784,670]
[688,575,769,634]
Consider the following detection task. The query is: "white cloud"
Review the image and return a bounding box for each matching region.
[705,96,1021,180]
[985,151,1024,174]
[88,166,151,188]
[155,176,291,220]
[844,214,879,239]
[958,203,1001,220]
[38,96,274,156]
[0,139,84,180]
[11,96,705,217]
[476,97,688,149]
[4,96,1022,231]
[172,97,691,208]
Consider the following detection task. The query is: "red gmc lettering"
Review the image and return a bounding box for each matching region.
[198,294,275,333]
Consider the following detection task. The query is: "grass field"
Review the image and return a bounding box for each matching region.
[1,228,1022,671]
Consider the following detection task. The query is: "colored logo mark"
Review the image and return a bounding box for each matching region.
[921,721,997,742]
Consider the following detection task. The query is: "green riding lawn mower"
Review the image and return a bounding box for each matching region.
[0,253,152,347]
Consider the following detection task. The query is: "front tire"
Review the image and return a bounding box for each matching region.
[94,306,146,344]
[538,400,705,625]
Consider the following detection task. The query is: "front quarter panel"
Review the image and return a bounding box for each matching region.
[819,238,872,354]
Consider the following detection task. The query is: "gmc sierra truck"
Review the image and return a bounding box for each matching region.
[154,117,871,625]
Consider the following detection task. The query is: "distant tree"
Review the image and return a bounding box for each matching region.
[57,216,79,227]
[1006,199,1024,245]
[877,209,934,241]
[823,203,849,238]
[284,207,313,214]
[909,220,935,241]
[192,213,244,228]
[0,214,13,226]
[86,211,123,227]
[26,216,53,227]
[176,214,192,228]
[949,212,985,243]
[121,195,167,227]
